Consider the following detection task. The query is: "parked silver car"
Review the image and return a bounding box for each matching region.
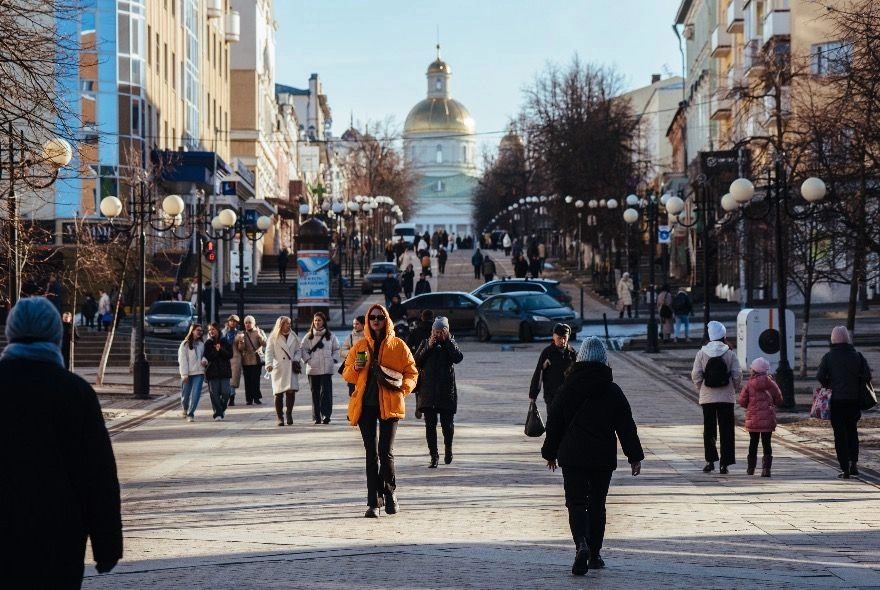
[144,301,198,338]
[474,292,581,342]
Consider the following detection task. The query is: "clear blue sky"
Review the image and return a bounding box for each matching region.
[274,1,684,153]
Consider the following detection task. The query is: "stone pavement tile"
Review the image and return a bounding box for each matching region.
[81,336,880,589]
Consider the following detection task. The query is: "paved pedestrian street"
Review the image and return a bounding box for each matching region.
[85,336,880,590]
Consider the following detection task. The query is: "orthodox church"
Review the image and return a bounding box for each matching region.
[403,46,478,240]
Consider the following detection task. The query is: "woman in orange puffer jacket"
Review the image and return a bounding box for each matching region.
[738,357,783,477]
[342,303,418,518]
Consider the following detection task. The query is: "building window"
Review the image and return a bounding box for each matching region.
[435,77,442,90]
[434,180,445,192]
[811,41,852,76]
[462,145,467,161]
[436,144,443,164]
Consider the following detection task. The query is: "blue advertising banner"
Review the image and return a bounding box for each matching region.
[297,250,330,305]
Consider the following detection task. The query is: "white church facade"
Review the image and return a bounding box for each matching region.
[403,47,479,240]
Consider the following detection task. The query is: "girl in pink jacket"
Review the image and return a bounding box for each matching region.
[738,357,783,477]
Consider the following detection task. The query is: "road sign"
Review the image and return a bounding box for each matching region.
[658,225,671,244]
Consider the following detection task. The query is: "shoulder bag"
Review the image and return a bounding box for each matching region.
[810,387,832,420]
[858,353,877,411]
[368,341,403,391]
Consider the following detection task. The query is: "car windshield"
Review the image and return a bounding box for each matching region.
[519,294,562,310]
[148,302,191,315]
[371,264,396,273]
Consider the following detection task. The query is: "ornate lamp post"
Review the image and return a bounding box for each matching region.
[209,207,272,320]
[2,127,73,304]
[624,194,659,353]
[723,174,827,407]
[100,191,186,399]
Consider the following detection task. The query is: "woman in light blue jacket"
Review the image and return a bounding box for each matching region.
[178,324,207,422]
[301,311,340,424]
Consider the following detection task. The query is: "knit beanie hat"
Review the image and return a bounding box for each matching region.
[6,297,63,345]
[750,357,770,374]
[577,336,608,365]
[432,316,449,330]
[707,321,726,341]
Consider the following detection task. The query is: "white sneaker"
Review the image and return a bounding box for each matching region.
[187,416,194,423]
[214,416,221,421]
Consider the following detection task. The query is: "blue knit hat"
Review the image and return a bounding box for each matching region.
[5,296,63,345]
[577,336,608,365]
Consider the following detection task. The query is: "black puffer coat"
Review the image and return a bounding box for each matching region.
[542,361,644,470]
[204,336,233,379]
[413,336,463,413]
[817,342,868,402]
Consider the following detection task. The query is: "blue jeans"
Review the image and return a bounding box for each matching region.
[675,314,690,339]
[181,374,205,417]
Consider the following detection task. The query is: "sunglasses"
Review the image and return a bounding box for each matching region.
[368,314,386,321]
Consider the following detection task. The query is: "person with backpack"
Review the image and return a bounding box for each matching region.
[691,321,742,474]
[738,357,782,477]
[672,287,693,342]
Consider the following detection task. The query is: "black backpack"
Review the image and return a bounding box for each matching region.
[672,291,690,314]
[703,355,731,387]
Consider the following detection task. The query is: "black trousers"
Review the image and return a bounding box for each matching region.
[748,432,773,457]
[309,374,333,421]
[473,265,481,279]
[830,398,861,471]
[702,402,735,465]
[423,409,454,457]
[562,468,613,554]
[242,364,263,403]
[358,404,399,508]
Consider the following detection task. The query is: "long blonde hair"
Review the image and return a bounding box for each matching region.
[269,316,292,343]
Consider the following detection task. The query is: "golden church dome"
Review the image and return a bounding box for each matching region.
[499,131,523,151]
[427,58,450,75]
[404,98,475,135]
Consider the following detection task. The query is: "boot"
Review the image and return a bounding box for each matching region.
[761,455,772,477]
[429,454,439,469]
[274,395,284,426]
[571,538,590,576]
[850,461,860,476]
[444,445,453,465]
[285,391,295,425]
[746,455,758,475]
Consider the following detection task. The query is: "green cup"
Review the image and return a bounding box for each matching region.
[356,351,367,365]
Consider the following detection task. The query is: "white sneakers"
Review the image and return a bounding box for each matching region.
[187,416,194,423]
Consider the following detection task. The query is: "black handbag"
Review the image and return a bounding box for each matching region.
[524,400,545,437]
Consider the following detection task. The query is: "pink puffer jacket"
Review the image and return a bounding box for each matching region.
[737,374,783,432]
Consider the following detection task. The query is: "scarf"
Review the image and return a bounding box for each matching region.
[1,341,64,367]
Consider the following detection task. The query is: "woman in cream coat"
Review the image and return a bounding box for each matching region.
[265,316,301,426]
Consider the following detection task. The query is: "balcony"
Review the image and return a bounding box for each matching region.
[727,63,745,91]
[726,0,744,34]
[761,86,791,125]
[711,26,732,58]
[744,39,765,79]
[763,8,791,47]
[711,86,732,121]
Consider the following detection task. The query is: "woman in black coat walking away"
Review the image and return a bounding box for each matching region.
[817,326,871,478]
[414,316,464,468]
[541,336,643,576]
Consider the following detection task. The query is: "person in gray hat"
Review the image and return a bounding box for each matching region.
[542,336,643,575]
[413,315,464,468]
[529,323,577,413]
[0,297,122,586]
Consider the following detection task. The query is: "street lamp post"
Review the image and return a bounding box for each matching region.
[209,207,272,320]
[101,191,186,399]
[624,194,659,353]
[726,173,827,407]
[2,126,73,305]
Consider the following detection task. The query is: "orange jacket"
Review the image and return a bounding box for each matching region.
[343,303,418,425]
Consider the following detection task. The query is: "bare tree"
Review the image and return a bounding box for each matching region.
[338,118,416,218]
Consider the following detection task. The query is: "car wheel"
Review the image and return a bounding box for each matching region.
[361,286,371,294]
[519,322,534,343]
[476,321,491,342]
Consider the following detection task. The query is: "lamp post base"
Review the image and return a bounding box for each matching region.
[776,362,795,409]
[133,357,150,399]
[646,319,659,353]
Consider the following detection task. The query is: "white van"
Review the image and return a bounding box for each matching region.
[393,223,417,246]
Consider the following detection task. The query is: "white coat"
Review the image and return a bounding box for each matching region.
[265,331,302,394]
[177,340,206,378]
[301,331,341,376]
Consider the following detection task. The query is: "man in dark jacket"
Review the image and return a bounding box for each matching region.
[541,336,643,576]
[414,316,464,468]
[529,323,577,413]
[381,271,401,308]
[407,309,434,352]
[414,273,431,295]
[0,297,122,587]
